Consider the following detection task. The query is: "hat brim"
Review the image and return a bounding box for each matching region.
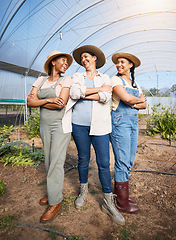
[112,52,141,68]
[44,52,73,75]
[73,45,106,69]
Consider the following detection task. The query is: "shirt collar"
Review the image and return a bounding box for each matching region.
[83,71,101,78]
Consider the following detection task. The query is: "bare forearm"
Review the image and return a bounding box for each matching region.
[85,88,101,96]
[27,98,49,107]
[42,103,64,109]
[134,102,147,109]
[123,95,145,105]
[84,93,100,100]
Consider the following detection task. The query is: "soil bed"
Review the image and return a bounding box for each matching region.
[0,116,176,240]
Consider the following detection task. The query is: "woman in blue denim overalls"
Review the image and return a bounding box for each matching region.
[27,51,73,223]
[110,52,147,214]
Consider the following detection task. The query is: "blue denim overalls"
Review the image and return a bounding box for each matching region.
[38,77,71,205]
[110,77,139,182]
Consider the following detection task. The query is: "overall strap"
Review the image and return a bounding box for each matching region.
[53,76,64,88]
[38,76,48,90]
[119,76,126,86]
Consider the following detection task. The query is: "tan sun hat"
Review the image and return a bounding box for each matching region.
[73,45,106,69]
[112,52,141,68]
[44,51,73,75]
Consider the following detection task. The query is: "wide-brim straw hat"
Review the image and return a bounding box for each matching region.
[44,51,73,74]
[112,52,141,68]
[73,45,106,69]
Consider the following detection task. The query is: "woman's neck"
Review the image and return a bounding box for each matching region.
[86,68,98,80]
[119,73,131,85]
[48,71,61,82]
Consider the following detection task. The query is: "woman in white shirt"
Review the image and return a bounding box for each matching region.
[66,45,125,225]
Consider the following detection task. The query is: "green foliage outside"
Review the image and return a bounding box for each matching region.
[145,104,176,141]
[24,108,40,138]
[0,179,6,197]
[0,125,44,167]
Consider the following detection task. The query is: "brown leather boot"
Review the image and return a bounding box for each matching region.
[114,181,139,214]
[39,196,48,205]
[40,202,62,223]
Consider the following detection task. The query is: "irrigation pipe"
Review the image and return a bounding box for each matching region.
[65,154,176,176]
[131,170,176,175]
[16,223,70,239]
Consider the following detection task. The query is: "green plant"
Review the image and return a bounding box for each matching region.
[119,226,132,240]
[68,237,84,240]
[145,104,176,141]
[0,125,44,167]
[0,179,6,197]
[38,180,46,186]
[0,214,16,229]
[24,108,40,138]
[138,113,144,118]
[62,196,76,213]
[45,225,60,240]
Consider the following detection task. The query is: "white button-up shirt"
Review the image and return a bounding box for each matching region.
[62,71,112,135]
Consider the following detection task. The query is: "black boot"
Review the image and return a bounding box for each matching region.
[114,181,140,214]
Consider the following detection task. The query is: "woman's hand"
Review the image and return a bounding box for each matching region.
[47,97,64,106]
[139,93,147,102]
[27,92,38,100]
[100,83,112,92]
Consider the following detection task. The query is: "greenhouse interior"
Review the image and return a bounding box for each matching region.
[0,0,176,122]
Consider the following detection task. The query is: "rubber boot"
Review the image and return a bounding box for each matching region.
[101,192,125,225]
[114,181,140,214]
[75,183,88,209]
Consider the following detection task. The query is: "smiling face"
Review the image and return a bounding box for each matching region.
[80,52,97,70]
[51,55,68,74]
[116,57,133,75]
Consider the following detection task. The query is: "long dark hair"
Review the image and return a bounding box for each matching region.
[117,58,137,88]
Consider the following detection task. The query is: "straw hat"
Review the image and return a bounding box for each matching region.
[112,52,141,68]
[44,51,73,75]
[73,45,106,69]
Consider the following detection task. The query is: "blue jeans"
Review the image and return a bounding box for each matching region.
[72,123,112,193]
[110,112,138,182]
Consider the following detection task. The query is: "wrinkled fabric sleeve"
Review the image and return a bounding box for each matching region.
[32,76,43,89]
[98,74,112,103]
[70,73,86,99]
[61,76,73,88]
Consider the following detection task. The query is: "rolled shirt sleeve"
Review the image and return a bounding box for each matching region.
[98,73,112,103]
[70,73,86,99]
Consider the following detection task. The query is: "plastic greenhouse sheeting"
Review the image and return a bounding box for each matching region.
[0,0,176,102]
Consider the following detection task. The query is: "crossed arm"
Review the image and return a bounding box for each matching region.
[27,86,70,109]
[113,85,147,109]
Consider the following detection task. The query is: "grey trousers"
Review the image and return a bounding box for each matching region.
[40,107,71,205]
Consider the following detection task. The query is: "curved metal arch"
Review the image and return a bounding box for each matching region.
[26,0,104,75]
[109,58,176,78]
[102,44,176,76]
[74,37,176,73]
[0,0,53,46]
[0,0,13,29]
[72,12,176,72]
[100,28,176,50]
[0,0,26,41]
[69,10,176,53]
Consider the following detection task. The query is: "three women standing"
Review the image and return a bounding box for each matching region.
[27,51,73,223]
[64,45,125,225]
[110,52,147,213]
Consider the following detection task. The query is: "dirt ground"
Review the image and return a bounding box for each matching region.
[0,117,176,240]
